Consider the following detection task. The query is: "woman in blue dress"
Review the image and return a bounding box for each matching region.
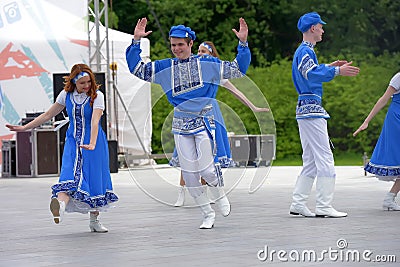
[6,63,119,231]
[353,72,400,211]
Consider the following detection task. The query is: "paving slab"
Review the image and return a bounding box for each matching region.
[0,165,398,266]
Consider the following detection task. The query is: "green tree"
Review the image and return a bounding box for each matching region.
[111,0,149,34]
[111,0,400,65]
[111,0,400,161]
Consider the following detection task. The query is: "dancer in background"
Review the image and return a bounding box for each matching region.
[353,72,400,211]
[6,63,118,232]
[290,12,360,218]
[172,40,269,207]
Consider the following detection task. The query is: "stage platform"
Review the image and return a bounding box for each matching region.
[0,165,398,266]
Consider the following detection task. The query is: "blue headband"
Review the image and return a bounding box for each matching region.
[200,42,213,53]
[72,72,89,83]
[169,25,196,40]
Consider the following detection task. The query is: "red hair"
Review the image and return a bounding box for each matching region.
[63,63,100,107]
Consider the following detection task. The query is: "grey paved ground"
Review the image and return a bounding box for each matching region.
[0,165,399,267]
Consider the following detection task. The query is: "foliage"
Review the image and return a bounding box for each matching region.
[89,0,119,29]
[148,51,400,161]
[246,61,301,159]
[150,84,172,154]
[246,52,400,159]
[324,52,400,155]
[112,0,400,66]
[273,151,365,166]
[111,0,400,160]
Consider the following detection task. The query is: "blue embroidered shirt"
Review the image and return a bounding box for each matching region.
[126,40,251,135]
[292,41,339,120]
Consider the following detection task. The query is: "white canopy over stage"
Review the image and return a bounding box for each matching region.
[0,0,152,161]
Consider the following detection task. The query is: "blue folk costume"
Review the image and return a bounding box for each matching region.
[289,11,348,218]
[51,91,118,213]
[168,55,235,169]
[364,73,400,180]
[292,41,339,120]
[291,40,339,182]
[126,39,250,181]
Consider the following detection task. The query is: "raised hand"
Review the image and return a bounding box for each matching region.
[232,17,248,43]
[133,18,152,40]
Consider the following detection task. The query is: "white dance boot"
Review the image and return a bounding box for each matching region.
[315,178,347,218]
[289,176,315,217]
[193,192,215,229]
[382,192,400,211]
[174,186,186,207]
[208,186,231,217]
[89,212,108,233]
[50,198,65,224]
[204,186,215,204]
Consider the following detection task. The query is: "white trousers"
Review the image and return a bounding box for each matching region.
[297,118,335,179]
[174,131,220,197]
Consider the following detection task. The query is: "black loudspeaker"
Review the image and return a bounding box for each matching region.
[1,140,16,177]
[16,129,60,177]
[108,140,118,173]
[16,131,32,176]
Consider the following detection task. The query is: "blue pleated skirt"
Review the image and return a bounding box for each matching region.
[51,93,118,213]
[365,93,400,181]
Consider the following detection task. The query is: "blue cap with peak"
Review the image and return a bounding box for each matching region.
[297,12,326,33]
[169,25,196,40]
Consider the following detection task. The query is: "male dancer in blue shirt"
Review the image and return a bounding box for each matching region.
[290,12,360,218]
[126,18,251,228]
